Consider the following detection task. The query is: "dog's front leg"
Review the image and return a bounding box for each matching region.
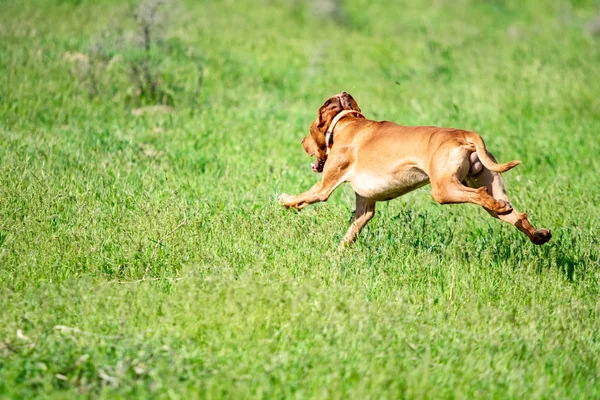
[278,157,350,210]
[278,179,344,210]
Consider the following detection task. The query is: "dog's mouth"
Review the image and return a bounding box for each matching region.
[311,156,326,173]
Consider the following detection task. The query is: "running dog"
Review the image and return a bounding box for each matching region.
[278,92,551,247]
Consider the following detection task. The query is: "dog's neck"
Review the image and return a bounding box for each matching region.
[325,110,365,153]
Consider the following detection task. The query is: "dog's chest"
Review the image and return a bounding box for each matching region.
[351,166,430,201]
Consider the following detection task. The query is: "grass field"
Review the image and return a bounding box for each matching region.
[1,0,600,398]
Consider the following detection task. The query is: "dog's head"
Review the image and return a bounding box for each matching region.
[302,91,361,173]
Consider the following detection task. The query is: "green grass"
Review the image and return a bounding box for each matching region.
[1,0,600,398]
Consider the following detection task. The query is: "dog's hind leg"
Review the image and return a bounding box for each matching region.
[465,169,551,245]
[339,193,376,248]
[430,177,514,214]
[429,147,514,214]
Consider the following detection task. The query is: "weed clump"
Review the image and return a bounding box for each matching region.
[70,0,203,110]
[288,0,348,25]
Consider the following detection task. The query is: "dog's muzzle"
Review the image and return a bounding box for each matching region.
[311,157,326,173]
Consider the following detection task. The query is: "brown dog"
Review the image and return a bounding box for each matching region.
[278,92,551,247]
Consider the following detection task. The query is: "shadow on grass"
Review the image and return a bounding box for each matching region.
[352,208,455,256]
[486,228,593,283]
[361,209,595,285]
[554,252,577,281]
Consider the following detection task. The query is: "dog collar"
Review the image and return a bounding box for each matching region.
[325,110,365,152]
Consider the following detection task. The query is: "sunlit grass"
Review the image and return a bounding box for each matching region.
[1,0,599,397]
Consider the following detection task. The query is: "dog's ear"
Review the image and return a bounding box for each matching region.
[308,119,327,150]
[339,91,361,112]
[317,92,361,130]
[317,98,337,130]
[301,133,318,156]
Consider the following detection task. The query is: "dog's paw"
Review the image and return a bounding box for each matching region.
[495,200,513,215]
[532,228,552,245]
[278,193,295,208]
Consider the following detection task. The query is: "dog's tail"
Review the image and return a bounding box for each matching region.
[466,132,521,173]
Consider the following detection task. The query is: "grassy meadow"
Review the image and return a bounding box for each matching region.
[1,0,600,397]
